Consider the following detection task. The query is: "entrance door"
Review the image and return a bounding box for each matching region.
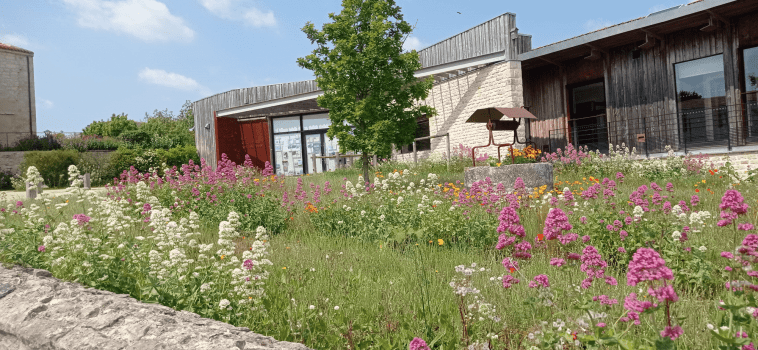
[304,133,323,174]
[569,81,608,152]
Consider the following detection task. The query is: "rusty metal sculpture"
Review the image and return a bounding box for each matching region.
[466,107,537,167]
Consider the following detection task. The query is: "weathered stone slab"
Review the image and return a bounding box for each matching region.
[464,163,553,192]
[0,265,312,350]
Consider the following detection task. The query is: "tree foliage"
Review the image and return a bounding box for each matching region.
[82,113,137,138]
[297,0,436,181]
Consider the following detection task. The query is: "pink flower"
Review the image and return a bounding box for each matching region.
[582,235,591,243]
[626,248,673,286]
[542,208,572,241]
[496,234,516,250]
[721,251,735,259]
[502,257,520,272]
[648,284,679,303]
[409,337,431,350]
[502,275,519,289]
[660,325,683,340]
[624,293,657,314]
[530,274,550,288]
[593,295,618,305]
[618,247,627,253]
[550,258,566,267]
[243,259,255,271]
[596,322,606,328]
[15,201,23,207]
[72,214,91,226]
[739,223,755,231]
[38,245,45,252]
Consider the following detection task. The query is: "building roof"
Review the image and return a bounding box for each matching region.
[518,0,737,63]
[0,42,33,55]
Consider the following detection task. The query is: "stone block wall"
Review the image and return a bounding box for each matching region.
[394,60,527,163]
[0,265,311,350]
[0,151,25,174]
[0,48,36,148]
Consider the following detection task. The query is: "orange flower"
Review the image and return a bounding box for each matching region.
[695,189,700,193]
[509,268,515,273]
[537,233,544,241]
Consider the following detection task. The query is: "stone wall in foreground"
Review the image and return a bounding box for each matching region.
[0,265,311,350]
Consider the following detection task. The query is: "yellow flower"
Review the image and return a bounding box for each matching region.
[282,267,287,269]
[438,239,444,246]
[221,255,225,260]
[702,179,706,184]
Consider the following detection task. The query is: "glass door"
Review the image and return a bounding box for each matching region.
[324,135,339,171]
[304,133,323,174]
[744,46,758,140]
[569,81,608,153]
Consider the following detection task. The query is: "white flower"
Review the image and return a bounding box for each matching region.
[707,324,714,330]
[720,326,730,331]
[334,306,340,310]
[219,299,231,309]
[671,231,682,239]
[360,210,366,216]
[699,246,707,252]
[309,305,315,310]
[378,214,385,221]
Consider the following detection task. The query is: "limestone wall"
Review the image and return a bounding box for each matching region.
[0,151,25,174]
[0,48,35,147]
[394,60,527,163]
[0,265,311,350]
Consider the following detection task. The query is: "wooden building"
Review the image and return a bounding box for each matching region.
[193,0,758,172]
[520,0,758,155]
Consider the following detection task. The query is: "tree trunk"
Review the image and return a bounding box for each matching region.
[362,153,370,186]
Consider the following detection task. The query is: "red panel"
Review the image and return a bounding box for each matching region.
[239,119,271,169]
[214,116,271,170]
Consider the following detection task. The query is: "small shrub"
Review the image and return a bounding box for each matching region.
[156,145,200,169]
[1,133,62,152]
[0,170,14,190]
[20,150,79,188]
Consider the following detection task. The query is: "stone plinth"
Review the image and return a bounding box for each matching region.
[0,265,311,350]
[464,163,553,192]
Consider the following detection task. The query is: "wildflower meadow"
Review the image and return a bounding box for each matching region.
[1,143,758,349]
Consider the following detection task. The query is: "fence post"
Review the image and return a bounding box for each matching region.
[25,182,37,200]
[348,155,353,168]
[727,106,732,151]
[412,141,417,164]
[446,133,451,172]
[643,118,649,158]
[372,154,378,168]
[84,173,91,190]
[335,153,341,169]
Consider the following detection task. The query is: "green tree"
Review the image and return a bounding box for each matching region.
[297,0,435,182]
[82,113,137,137]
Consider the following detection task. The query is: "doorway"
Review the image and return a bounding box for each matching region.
[568,80,609,152]
[303,131,340,174]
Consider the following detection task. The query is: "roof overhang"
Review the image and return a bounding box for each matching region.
[216,89,324,118]
[518,0,736,63]
[414,50,506,80]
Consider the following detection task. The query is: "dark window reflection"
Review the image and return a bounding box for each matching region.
[675,54,728,145]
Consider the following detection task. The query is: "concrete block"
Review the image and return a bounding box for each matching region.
[464,163,553,192]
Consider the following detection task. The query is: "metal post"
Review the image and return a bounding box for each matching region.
[643,119,649,158]
[84,173,91,190]
[413,141,417,164]
[446,133,451,172]
[727,106,732,151]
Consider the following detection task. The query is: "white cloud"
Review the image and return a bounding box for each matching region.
[584,19,614,32]
[198,0,276,27]
[138,68,211,96]
[38,98,54,109]
[403,36,424,52]
[243,8,276,27]
[0,33,30,48]
[62,0,194,43]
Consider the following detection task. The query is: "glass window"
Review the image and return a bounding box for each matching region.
[273,116,300,133]
[744,47,758,139]
[571,82,606,119]
[401,116,431,154]
[273,133,303,176]
[675,54,728,143]
[303,113,331,130]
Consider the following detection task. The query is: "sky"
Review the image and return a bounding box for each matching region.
[0,0,688,132]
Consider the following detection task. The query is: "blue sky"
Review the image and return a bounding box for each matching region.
[1,0,686,132]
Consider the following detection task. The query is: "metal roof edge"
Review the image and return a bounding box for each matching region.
[516,0,736,62]
[192,79,318,105]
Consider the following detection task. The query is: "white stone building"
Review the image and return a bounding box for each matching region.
[0,42,36,148]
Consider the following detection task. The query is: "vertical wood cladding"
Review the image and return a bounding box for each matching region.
[525,12,755,153]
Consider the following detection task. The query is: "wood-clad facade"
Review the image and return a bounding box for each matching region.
[523,1,758,154]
